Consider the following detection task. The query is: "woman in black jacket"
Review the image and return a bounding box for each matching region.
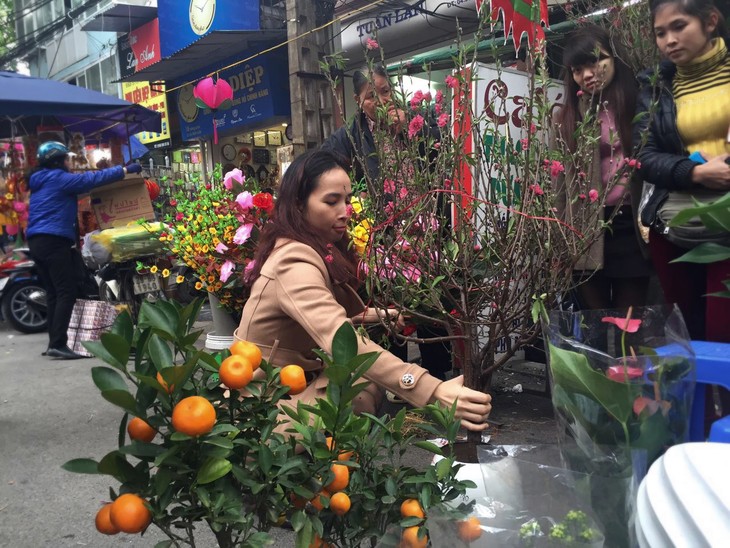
[634,0,730,341]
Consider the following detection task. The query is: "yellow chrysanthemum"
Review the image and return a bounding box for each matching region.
[202,245,209,253]
[162,269,170,278]
[176,275,185,284]
[350,197,364,214]
[150,265,158,274]
[209,227,217,234]
[195,282,203,290]
[207,275,215,283]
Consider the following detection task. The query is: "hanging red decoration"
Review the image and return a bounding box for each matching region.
[193,76,233,144]
[145,179,160,200]
[476,0,549,53]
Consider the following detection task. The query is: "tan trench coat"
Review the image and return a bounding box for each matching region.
[235,239,441,416]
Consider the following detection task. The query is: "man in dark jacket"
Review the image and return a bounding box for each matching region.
[27,141,141,359]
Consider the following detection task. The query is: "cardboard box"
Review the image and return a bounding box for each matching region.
[89,175,155,229]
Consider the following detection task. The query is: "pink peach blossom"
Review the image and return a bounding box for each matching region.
[437,113,450,128]
[233,223,254,245]
[408,115,425,138]
[219,260,235,283]
[445,75,458,89]
[223,168,244,190]
[365,37,379,50]
[383,179,396,193]
[236,191,254,210]
[588,189,599,203]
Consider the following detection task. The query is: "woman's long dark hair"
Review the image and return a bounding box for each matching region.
[247,149,360,287]
[557,24,638,155]
[650,0,730,42]
[352,63,388,96]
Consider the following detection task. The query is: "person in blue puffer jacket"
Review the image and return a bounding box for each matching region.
[27,141,141,359]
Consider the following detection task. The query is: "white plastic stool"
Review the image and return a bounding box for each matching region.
[636,443,730,547]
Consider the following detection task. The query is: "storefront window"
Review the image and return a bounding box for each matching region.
[101,54,119,97]
[86,63,102,92]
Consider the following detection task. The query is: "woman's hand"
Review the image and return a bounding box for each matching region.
[691,153,730,190]
[378,308,406,332]
[432,375,492,431]
[386,105,407,134]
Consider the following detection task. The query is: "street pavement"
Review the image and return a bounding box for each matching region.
[0,319,557,547]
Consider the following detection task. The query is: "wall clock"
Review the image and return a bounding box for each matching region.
[177,84,198,123]
[267,130,282,146]
[285,124,294,141]
[221,143,237,161]
[189,0,216,36]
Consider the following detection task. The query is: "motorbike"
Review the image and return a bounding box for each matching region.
[0,248,47,333]
[0,248,102,334]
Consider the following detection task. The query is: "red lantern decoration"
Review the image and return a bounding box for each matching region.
[194,76,233,144]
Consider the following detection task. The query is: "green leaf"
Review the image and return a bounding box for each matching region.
[101,389,138,415]
[98,451,138,483]
[323,364,350,386]
[413,440,444,456]
[137,301,176,337]
[91,366,128,393]
[154,541,175,548]
[671,243,730,264]
[99,332,131,367]
[436,456,453,480]
[258,444,274,475]
[203,437,234,450]
[110,310,134,343]
[148,334,174,371]
[118,443,167,458]
[548,344,639,425]
[83,341,126,370]
[332,322,358,365]
[197,457,232,484]
[61,458,100,474]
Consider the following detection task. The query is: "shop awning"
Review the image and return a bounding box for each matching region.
[388,19,579,72]
[117,30,287,83]
[81,2,157,32]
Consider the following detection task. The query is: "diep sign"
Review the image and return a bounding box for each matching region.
[176,53,290,142]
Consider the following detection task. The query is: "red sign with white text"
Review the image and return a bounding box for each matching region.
[129,18,160,72]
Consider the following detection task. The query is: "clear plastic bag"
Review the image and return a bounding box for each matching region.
[409,445,606,547]
[91,222,165,262]
[540,305,696,547]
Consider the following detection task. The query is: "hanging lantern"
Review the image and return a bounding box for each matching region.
[193,76,233,144]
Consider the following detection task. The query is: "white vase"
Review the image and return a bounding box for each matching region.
[205,293,237,351]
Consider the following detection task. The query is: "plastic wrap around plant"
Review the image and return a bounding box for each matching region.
[412,445,606,547]
[540,305,696,548]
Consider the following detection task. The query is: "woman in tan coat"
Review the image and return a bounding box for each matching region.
[235,149,492,431]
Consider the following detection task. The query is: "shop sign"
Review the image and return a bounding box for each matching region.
[176,53,290,142]
[122,81,171,148]
[117,18,161,77]
[340,0,477,65]
[158,0,261,58]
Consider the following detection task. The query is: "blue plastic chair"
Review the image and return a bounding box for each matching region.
[688,341,730,442]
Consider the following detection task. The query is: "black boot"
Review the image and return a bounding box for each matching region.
[46,346,86,360]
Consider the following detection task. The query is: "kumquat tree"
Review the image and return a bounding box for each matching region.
[63,299,478,547]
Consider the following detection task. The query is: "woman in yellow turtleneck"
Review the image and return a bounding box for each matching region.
[635,0,730,342]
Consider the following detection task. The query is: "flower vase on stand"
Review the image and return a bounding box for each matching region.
[205,293,238,351]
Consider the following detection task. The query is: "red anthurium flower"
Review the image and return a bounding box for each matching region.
[601,316,642,333]
[402,324,417,337]
[633,396,659,416]
[606,365,643,382]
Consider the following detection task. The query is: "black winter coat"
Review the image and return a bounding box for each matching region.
[321,111,379,184]
[633,61,699,227]
[321,110,441,186]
